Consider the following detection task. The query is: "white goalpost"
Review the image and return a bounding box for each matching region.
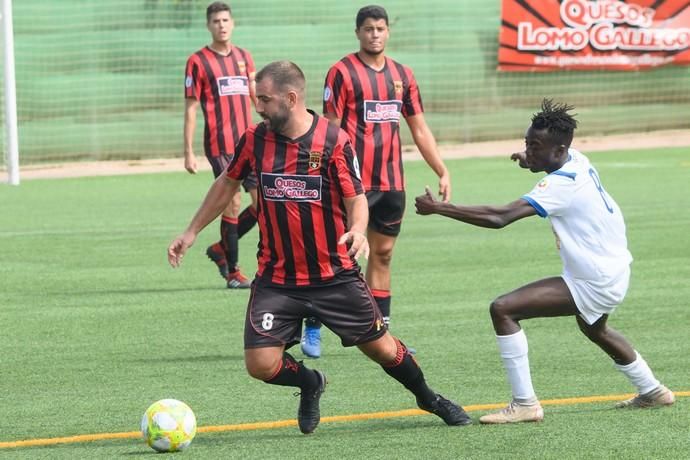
[2,0,19,185]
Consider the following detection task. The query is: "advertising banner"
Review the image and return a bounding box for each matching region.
[498,0,690,71]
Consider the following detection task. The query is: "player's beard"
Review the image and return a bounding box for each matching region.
[263,104,290,135]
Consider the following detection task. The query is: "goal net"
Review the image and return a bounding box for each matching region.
[2,0,690,167]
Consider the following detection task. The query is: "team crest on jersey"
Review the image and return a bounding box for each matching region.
[238,61,246,74]
[217,76,249,96]
[185,75,193,88]
[261,173,322,202]
[323,86,332,101]
[537,178,549,190]
[308,151,322,170]
[363,100,402,123]
[393,80,403,96]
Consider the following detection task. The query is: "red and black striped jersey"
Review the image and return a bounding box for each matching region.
[184,46,255,157]
[323,53,424,192]
[226,111,365,287]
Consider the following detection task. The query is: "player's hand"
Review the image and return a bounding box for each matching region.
[438,173,451,202]
[167,231,197,268]
[338,231,369,260]
[510,151,529,168]
[415,186,439,215]
[184,153,198,174]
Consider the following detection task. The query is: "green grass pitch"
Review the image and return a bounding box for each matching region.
[1,147,688,458]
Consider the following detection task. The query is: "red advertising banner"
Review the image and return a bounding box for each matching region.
[498,0,690,71]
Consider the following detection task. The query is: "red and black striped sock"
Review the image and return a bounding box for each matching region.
[381,338,436,406]
[237,205,257,239]
[264,352,319,390]
[221,216,239,271]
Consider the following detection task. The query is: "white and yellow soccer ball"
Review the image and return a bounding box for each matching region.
[140,399,197,452]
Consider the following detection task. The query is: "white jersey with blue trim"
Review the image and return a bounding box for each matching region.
[522,149,633,280]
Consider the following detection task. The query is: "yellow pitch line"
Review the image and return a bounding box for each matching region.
[2,391,688,449]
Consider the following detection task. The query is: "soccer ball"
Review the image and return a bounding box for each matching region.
[140,399,197,452]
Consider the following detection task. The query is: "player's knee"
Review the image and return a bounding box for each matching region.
[578,320,605,343]
[358,335,397,363]
[489,296,511,320]
[366,347,396,364]
[244,357,279,381]
[371,248,394,267]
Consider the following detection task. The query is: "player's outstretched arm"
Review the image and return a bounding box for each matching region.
[414,186,536,229]
[406,114,451,202]
[167,175,241,267]
[339,194,370,260]
[510,151,530,169]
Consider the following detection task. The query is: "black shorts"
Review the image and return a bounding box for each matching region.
[366,190,406,236]
[244,272,387,349]
[208,154,258,191]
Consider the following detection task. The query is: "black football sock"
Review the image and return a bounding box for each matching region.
[237,205,258,239]
[381,338,436,406]
[305,317,322,329]
[264,352,319,390]
[221,216,239,271]
[372,290,391,327]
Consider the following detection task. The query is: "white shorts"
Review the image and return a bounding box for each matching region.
[562,266,631,325]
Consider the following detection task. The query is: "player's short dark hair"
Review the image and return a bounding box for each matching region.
[531,98,578,147]
[256,61,306,95]
[356,5,389,29]
[207,2,231,22]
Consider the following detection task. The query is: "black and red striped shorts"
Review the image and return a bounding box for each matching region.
[366,190,406,236]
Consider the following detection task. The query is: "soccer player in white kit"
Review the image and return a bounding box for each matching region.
[414,99,675,423]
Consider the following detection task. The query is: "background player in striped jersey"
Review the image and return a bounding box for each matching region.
[168,60,472,434]
[415,99,674,424]
[300,4,452,357]
[183,1,258,288]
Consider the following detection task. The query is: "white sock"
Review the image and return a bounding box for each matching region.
[614,350,660,395]
[496,329,537,403]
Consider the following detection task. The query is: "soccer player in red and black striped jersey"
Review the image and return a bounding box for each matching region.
[301,5,453,356]
[183,2,258,288]
[168,61,471,434]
